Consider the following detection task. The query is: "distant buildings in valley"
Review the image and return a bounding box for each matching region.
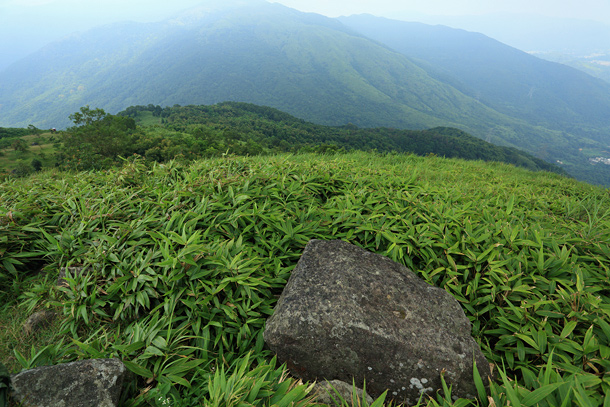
[589,157,610,165]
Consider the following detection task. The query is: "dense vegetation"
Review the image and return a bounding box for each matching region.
[68,102,563,175]
[2,102,567,182]
[0,127,38,139]
[0,125,44,145]
[1,150,609,406]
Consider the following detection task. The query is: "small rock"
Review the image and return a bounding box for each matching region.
[313,380,374,406]
[56,266,89,287]
[22,310,56,335]
[10,358,126,407]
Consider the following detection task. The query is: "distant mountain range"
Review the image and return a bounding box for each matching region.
[395,13,610,55]
[1,0,609,185]
[339,15,610,143]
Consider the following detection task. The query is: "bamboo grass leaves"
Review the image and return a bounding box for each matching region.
[1,151,609,406]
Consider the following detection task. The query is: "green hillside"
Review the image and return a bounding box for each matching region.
[1,151,609,406]
[0,102,567,179]
[121,102,566,175]
[339,15,610,141]
[337,14,610,186]
[0,1,481,130]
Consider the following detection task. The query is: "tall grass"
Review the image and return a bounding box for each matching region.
[1,152,608,406]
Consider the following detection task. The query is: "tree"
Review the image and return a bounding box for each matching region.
[11,160,33,177]
[27,124,42,134]
[11,139,28,153]
[61,106,137,170]
[31,158,43,172]
[69,106,107,126]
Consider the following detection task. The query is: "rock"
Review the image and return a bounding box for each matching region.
[56,266,89,287]
[313,380,374,406]
[10,358,126,407]
[22,310,56,335]
[264,239,492,404]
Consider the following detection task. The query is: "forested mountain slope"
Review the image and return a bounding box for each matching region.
[0,0,498,132]
[118,102,566,175]
[339,14,610,144]
[1,1,609,184]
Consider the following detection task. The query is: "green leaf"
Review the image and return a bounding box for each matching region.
[123,360,154,378]
[506,194,515,215]
[596,318,610,345]
[514,333,538,349]
[369,390,388,407]
[166,374,191,388]
[144,346,164,356]
[473,359,488,406]
[273,385,308,407]
[72,339,104,358]
[498,365,522,407]
[521,383,564,406]
[573,380,596,407]
[152,336,168,350]
[561,320,578,338]
[542,349,555,387]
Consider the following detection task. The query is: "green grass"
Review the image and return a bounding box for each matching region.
[0,132,59,175]
[1,151,609,406]
[0,303,57,372]
[134,111,162,127]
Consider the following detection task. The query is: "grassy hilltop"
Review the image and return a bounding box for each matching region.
[1,151,609,406]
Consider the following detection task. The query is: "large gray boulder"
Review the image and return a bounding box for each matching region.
[264,239,491,405]
[10,358,126,407]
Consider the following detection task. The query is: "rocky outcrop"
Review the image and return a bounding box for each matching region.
[264,239,492,405]
[10,358,126,407]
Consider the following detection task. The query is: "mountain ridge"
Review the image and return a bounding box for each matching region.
[1,2,610,184]
[0,3,518,134]
[127,101,565,175]
[339,14,610,141]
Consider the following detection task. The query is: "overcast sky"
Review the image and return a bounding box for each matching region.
[1,0,609,70]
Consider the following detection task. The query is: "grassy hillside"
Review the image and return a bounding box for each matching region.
[119,102,566,176]
[0,132,59,177]
[1,151,609,406]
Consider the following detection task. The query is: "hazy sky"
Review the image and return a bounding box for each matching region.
[1,0,609,69]
[272,0,610,21]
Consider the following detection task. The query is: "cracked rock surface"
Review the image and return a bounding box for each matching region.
[264,239,491,404]
[10,358,125,407]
